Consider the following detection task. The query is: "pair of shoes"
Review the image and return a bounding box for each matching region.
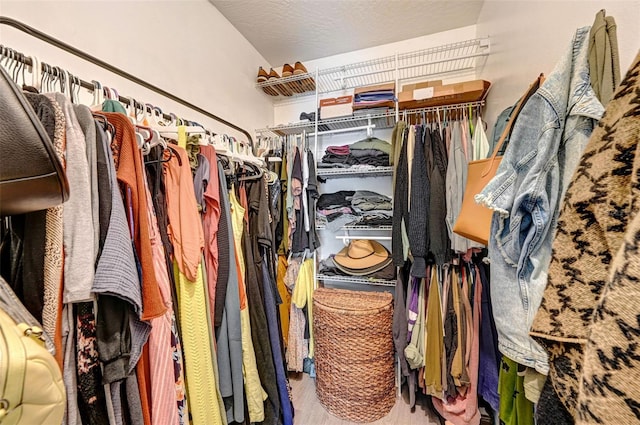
[257,66,280,96]
[257,67,294,97]
[283,62,315,93]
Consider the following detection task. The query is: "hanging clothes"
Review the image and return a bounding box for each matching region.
[164,145,221,425]
[433,263,482,425]
[229,187,267,423]
[215,163,245,424]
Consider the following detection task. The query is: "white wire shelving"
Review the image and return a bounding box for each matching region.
[256,100,485,138]
[315,224,393,231]
[256,37,490,101]
[256,72,317,100]
[316,166,394,178]
[256,110,396,138]
[317,274,396,287]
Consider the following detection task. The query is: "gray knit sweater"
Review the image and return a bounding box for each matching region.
[409,126,430,277]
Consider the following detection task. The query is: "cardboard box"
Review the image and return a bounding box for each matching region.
[398,80,491,110]
[354,82,396,95]
[320,95,353,119]
[400,80,443,92]
[353,82,396,110]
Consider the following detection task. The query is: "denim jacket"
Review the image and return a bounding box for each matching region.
[476,27,604,373]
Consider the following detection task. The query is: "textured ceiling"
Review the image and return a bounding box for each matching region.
[209,0,485,66]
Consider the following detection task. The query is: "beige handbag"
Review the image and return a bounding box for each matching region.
[0,277,65,425]
[453,75,545,244]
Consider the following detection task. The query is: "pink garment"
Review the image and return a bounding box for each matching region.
[326,145,350,155]
[433,268,482,425]
[143,172,184,425]
[460,120,470,162]
[317,207,353,216]
[288,148,302,249]
[164,146,204,280]
[199,146,221,328]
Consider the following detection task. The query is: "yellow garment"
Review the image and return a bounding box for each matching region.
[291,259,315,358]
[523,368,546,404]
[174,262,223,425]
[177,125,187,149]
[277,255,291,348]
[229,188,246,274]
[229,189,267,422]
[424,266,444,397]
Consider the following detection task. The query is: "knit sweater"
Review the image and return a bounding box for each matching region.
[428,128,451,264]
[409,126,430,277]
[103,112,166,320]
[530,51,640,423]
[577,182,640,425]
[392,127,410,266]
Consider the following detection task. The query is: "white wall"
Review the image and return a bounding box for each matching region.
[0,0,273,143]
[476,0,640,133]
[271,25,480,128]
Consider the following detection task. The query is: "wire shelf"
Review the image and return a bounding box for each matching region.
[317,37,489,94]
[317,274,396,287]
[315,224,393,231]
[255,100,485,138]
[317,166,393,179]
[256,72,317,99]
[256,37,490,101]
[256,110,396,138]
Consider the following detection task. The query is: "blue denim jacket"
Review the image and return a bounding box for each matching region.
[476,27,604,373]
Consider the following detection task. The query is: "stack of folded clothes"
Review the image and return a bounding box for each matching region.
[318,240,396,280]
[319,136,391,169]
[316,190,392,231]
[353,84,396,110]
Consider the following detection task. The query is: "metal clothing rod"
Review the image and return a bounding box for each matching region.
[404,100,485,115]
[0,16,253,146]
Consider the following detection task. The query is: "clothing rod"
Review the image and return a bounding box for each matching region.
[337,235,393,242]
[402,100,485,115]
[0,16,253,146]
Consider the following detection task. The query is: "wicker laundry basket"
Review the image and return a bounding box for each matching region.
[313,288,395,423]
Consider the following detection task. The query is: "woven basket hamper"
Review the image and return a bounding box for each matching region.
[313,288,395,423]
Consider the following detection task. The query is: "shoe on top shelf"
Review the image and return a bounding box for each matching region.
[294,61,316,92]
[268,68,293,97]
[282,63,305,94]
[257,66,279,96]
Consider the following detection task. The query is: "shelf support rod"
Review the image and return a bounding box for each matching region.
[395,51,399,123]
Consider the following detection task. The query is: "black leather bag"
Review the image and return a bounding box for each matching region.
[0,66,69,215]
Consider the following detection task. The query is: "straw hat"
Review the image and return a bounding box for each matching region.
[334,240,390,271]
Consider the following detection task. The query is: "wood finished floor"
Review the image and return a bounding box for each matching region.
[289,373,441,425]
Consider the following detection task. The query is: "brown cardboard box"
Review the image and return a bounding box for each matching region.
[400,80,443,92]
[320,95,354,119]
[353,82,396,110]
[398,80,491,110]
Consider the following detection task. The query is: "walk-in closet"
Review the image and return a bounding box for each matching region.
[1,1,639,425]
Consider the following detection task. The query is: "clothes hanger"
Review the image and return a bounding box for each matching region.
[26,55,41,91]
[211,134,229,154]
[93,113,116,137]
[40,63,48,91]
[71,73,79,102]
[238,162,264,181]
[90,80,104,110]
[11,52,24,85]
